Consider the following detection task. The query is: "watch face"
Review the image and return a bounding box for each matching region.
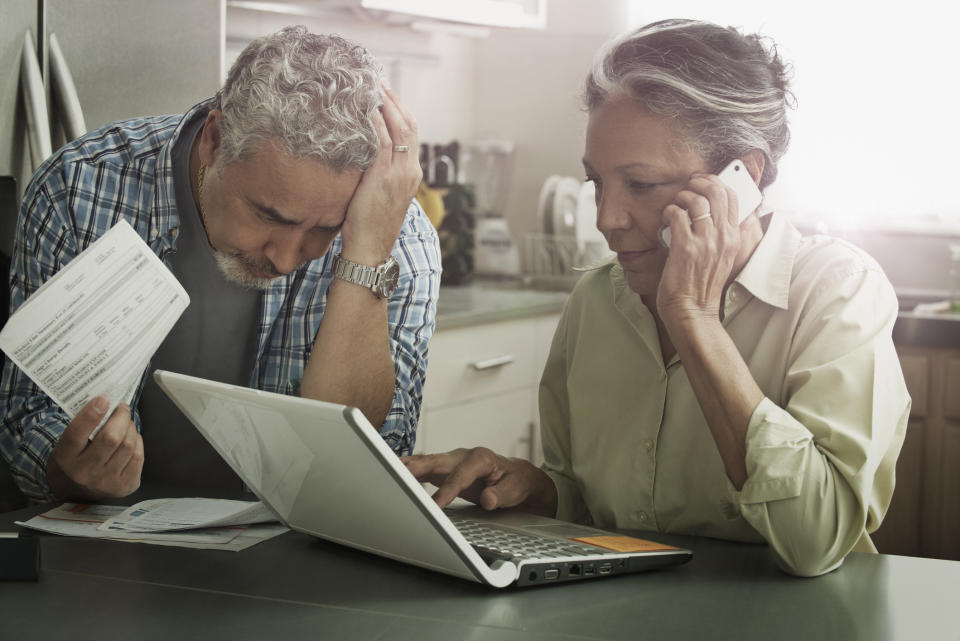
[377,256,400,298]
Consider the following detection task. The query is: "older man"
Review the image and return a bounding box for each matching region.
[1,26,441,502]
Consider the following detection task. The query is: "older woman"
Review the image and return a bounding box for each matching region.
[404,19,910,577]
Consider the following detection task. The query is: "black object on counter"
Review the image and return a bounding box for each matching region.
[0,532,41,581]
[419,144,431,179]
[437,183,476,286]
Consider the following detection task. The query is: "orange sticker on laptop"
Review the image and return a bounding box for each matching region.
[571,536,679,553]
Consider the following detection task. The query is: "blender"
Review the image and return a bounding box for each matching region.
[458,139,520,278]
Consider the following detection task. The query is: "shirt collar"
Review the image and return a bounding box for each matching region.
[152,98,215,254]
[732,213,801,311]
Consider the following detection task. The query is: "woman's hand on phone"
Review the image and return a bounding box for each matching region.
[655,172,745,324]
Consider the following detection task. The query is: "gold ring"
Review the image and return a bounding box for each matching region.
[393,145,410,152]
[690,213,712,223]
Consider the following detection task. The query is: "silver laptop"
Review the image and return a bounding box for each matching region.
[154,370,692,588]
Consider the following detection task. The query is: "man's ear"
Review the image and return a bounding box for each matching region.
[198,110,223,167]
[740,149,766,187]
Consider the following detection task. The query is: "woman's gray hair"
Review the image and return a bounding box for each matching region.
[585,19,795,189]
[216,26,383,171]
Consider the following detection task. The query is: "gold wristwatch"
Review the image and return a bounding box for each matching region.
[332,253,400,299]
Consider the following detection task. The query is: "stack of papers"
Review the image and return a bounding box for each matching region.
[16,498,289,551]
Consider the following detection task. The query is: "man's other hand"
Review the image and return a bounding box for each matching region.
[46,397,144,501]
[338,87,422,265]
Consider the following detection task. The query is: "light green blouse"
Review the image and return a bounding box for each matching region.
[539,213,910,576]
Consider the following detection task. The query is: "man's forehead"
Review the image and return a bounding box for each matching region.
[226,144,361,223]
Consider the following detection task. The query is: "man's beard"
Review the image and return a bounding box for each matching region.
[213,251,285,290]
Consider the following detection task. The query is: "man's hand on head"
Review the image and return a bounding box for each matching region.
[46,397,144,501]
[338,87,422,266]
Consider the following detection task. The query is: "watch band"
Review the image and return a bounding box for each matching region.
[332,253,399,299]
[334,255,380,289]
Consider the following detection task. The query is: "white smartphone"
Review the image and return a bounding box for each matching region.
[658,159,762,248]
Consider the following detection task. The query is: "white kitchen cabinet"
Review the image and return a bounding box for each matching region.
[320,0,546,29]
[415,312,560,462]
[418,389,534,458]
[228,0,547,30]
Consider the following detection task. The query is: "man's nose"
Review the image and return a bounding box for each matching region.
[265,228,306,275]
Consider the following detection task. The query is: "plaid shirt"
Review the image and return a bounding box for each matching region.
[1,101,442,501]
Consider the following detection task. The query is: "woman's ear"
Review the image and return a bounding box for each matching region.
[741,149,766,187]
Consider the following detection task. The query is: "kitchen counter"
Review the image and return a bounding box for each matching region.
[893,311,960,348]
[894,291,960,348]
[433,280,960,345]
[435,279,569,330]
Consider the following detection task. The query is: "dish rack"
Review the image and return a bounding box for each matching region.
[521,232,612,290]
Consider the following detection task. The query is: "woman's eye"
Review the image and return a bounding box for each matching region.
[627,180,655,193]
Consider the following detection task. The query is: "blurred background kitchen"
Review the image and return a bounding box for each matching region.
[2,0,957,560]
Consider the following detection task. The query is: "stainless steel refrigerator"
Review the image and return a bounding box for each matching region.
[0,0,223,509]
[1,0,224,248]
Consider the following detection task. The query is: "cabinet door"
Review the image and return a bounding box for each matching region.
[528,313,560,466]
[940,354,960,560]
[419,390,534,460]
[422,317,541,410]
[873,350,929,556]
[881,345,960,561]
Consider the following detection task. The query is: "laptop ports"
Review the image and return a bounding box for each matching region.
[583,565,597,576]
[543,568,560,580]
[598,563,613,575]
[568,564,582,577]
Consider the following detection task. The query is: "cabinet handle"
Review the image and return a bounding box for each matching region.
[470,355,515,370]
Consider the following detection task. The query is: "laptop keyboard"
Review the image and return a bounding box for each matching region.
[449,515,608,561]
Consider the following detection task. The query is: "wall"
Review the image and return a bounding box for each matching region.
[470,1,625,241]
[471,30,605,240]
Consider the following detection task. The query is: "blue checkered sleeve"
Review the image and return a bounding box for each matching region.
[2,153,107,500]
[379,203,442,455]
[1,116,176,501]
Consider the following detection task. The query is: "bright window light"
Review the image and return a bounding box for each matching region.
[627,0,960,227]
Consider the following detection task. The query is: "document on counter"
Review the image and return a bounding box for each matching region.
[15,501,288,552]
[98,497,278,533]
[0,220,189,438]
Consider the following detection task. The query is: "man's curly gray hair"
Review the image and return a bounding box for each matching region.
[215,26,383,171]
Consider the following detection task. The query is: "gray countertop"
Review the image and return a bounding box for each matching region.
[893,312,960,348]
[435,279,569,330]
[894,291,960,348]
[2,493,959,641]
[432,280,960,347]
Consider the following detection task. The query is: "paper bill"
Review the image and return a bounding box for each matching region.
[0,220,189,439]
[99,498,278,533]
[15,502,288,551]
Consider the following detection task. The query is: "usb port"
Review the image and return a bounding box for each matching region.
[544,568,560,580]
[598,563,613,575]
[568,564,582,577]
[584,565,597,576]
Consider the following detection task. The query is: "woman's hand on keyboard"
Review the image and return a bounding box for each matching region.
[402,448,558,517]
